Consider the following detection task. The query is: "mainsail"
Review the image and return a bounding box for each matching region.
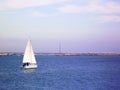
[23,39,36,64]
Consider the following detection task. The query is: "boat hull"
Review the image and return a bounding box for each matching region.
[22,64,37,69]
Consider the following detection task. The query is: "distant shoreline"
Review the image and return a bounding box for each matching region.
[0,52,120,56]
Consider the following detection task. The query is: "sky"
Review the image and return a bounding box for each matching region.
[0,0,120,53]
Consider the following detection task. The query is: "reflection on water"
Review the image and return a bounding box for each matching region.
[22,69,36,73]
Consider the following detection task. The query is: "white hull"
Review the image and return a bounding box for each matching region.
[22,64,37,69]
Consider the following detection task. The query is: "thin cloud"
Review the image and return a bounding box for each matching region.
[103,1,120,14]
[58,1,120,14]
[32,11,55,17]
[98,15,120,23]
[33,12,47,17]
[59,5,83,13]
[58,0,120,22]
[0,0,67,10]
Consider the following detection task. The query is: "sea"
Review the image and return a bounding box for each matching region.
[0,55,120,90]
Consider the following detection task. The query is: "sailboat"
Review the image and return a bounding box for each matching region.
[22,39,37,69]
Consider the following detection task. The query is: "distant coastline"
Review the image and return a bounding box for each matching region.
[0,52,120,56]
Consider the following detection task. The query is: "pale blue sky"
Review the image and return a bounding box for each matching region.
[0,0,120,53]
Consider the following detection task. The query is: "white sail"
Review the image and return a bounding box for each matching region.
[23,39,36,64]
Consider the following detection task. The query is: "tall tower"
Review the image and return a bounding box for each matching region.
[59,43,61,54]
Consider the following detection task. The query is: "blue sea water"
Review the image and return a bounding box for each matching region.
[0,55,120,90]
